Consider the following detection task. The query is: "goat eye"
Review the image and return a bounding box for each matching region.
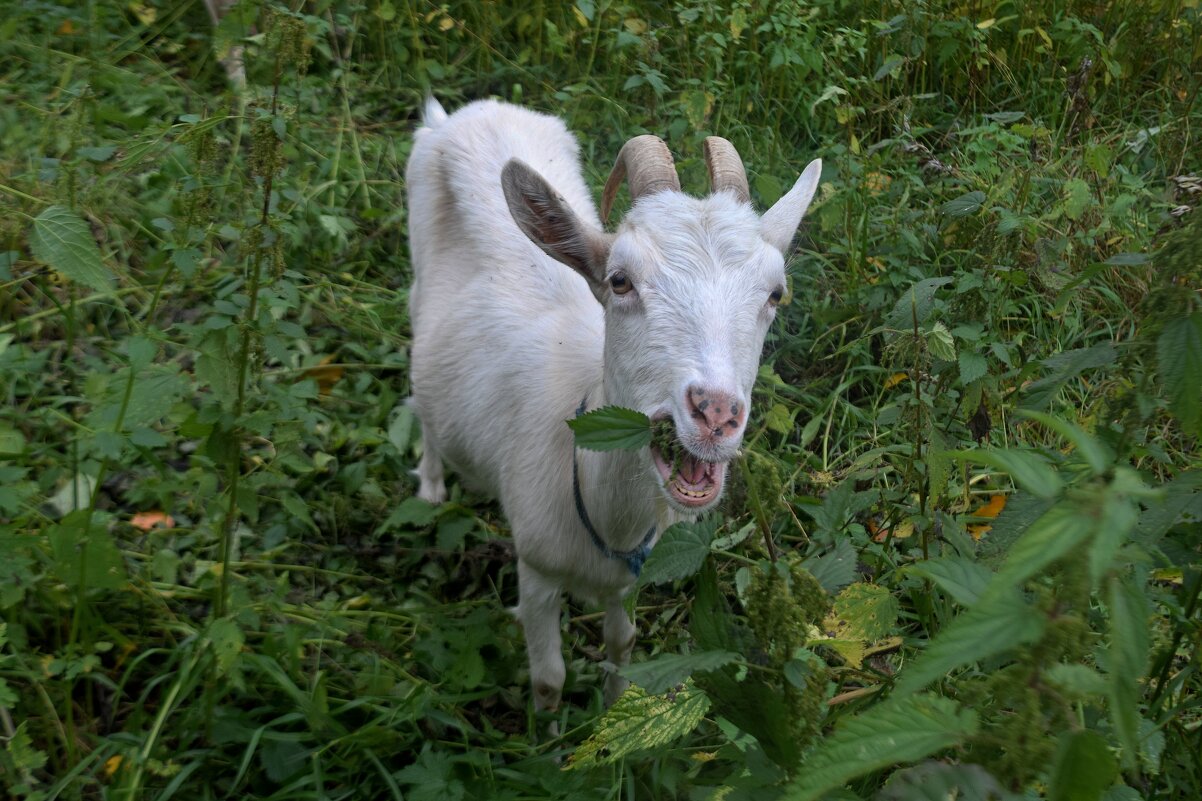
[609,272,633,295]
[768,286,784,306]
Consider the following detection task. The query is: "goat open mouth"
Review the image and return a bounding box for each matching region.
[650,421,725,509]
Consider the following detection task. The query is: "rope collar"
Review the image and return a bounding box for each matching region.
[572,396,657,577]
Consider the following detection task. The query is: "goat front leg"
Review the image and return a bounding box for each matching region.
[516,561,566,732]
[416,422,447,504]
[602,594,636,705]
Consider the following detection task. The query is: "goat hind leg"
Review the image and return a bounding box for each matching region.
[602,595,636,705]
[416,422,447,504]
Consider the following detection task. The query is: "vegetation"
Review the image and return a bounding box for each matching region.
[1,0,1200,798]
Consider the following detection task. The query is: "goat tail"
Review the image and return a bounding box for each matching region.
[422,96,449,128]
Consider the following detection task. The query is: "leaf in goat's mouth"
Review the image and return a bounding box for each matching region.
[568,406,652,451]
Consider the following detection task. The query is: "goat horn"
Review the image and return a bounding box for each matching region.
[600,135,680,224]
[702,136,750,204]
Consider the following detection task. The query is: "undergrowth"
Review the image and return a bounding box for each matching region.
[0,1,1200,799]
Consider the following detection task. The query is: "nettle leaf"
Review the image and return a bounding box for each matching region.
[959,350,988,385]
[828,582,898,641]
[1107,574,1151,769]
[785,694,978,801]
[29,205,114,293]
[48,511,127,591]
[949,447,1063,500]
[207,617,245,676]
[620,650,740,694]
[1016,410,1111,476]
[1020,344,1118,411]
[926,321,957,361]
[1157,313,1202,437]
[567,405,651,451]
[1063,178,1093,220]
[1050,730,1118,801]
[568,681,710,768]
[880,761,1018,801]
[802,537,858,593]
[906,555,992,606]
[639,517,718,586]
[992,503,1094,590]
[939,190,987,218]
[894,589,1045,696]
[883,276,954,334]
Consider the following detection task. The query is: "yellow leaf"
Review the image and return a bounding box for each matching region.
[971,494,1007,519]
[438,15,455,31]
[572,6,588,27]
[865,172,891,194]
[104,755,123,778]
[884,372,909,389]
[302,355,345,394]
[976,18,995,29]
[128,1,156,25]
[57,18,76,34]
[624,17,647,35]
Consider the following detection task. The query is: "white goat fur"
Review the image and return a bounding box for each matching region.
[406,98,820,713]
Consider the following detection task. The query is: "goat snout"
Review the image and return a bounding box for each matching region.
[686,386,746,439]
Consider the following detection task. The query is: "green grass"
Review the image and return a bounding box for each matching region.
[1,0,1201,798]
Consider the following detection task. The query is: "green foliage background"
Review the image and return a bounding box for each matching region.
[0,0,1200,798]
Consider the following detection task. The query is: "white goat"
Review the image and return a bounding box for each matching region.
[406,97,820,715]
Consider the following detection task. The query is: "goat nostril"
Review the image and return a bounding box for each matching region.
[727,420,739,429]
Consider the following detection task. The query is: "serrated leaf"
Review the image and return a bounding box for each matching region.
[883,276,954,334]
[639,518,717,585]
[893,590,1045,695]
[959,351,988,384]
[939,191,986,218]
[620,650,740,694]
[567,405,651,451]
[873,54,905,80]
[1107,574,1150,769]
[880,761,1017,801]
[568,681,709,768]
[48,511,127,590]
[1051,730,1118,801]
[828,583,898,641]
[1016,410,1111,475]
[802,537,858,592]
[785,694,979,801]
[29,205,114,292]
[989,502,1094,591]
[1157,314,1202,437]
[949,447,1063,499]
[906,555,992,606]
[1020,344,1118,411]
[1045,663,1108,698]
[208,618,245,675]
[1063,178,1093,220]
[926,321,957,361]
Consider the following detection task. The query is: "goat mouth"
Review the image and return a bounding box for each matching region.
[650,422,724,509]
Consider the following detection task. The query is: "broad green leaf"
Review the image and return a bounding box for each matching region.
[1020,344,1118,411]
[1090,471,1141,583]
[959,350,988,385]
[1103,252,1147,266]
[802,537,858,593]
[880,761,1017,801]
[926,321,957,361]
[829,582,898,641]
[873,53,905,80]
[1045,663,1108,698]
[1085,143,1113,177]
[1063,178,1093,220]
[906,555,992,606]
[1134,469,1202,545]
[785,694,978,801]
[48,511,127,591]
[976,492,1057,568]
[639,518,717,585]
[207,618,245,675]
[1016,409,1111,475]
[883,276,954,334]
[568,681,709,768]
[939,190,987,218]
[619,650,740,694]
[29,205,114,293]
[949,448,1063,500]
[1107,574,1150,769]
[1157,313,1202,437]
[567,405,651,451]
[992,503,1094,590]
[1050,730,1118,801]
[894,590,1045,695]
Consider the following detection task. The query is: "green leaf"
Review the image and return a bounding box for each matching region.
[1020,344,1118,411]
[873,53,905,80]
[926,321,957,361]
[639,518,717,586]
[830,583,898,641]
[1085,143,1113,177]
[207,618,245,675]
[1063,178,1093,220]
[992,502,1095,590]
[1107,574,1150,769]
[883,277,954,334]
[567,405,651,451]
[880,761,1017,801]
[29,205,114,293]
[1157,313,1202,437]
[939,190,987,218]
[48,511,127,591]
[785,694,979,801]
[568,681,710,768]
[893,590,1045,695]
[620,650,740,694]
[906,555,992,606]
[949,448,1064,500]
[959,350,988,384]
[1045,663,1108,699]
[802,537,858,593]
[1016,410,1111,475]
[1050,730,1118,801]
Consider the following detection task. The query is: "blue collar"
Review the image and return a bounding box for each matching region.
[572,396,657,577]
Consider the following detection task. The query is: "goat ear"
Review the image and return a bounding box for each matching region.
[760,158,822,254]
[502,159,613,297]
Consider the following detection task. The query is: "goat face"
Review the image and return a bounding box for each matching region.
[502,146,820,513]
